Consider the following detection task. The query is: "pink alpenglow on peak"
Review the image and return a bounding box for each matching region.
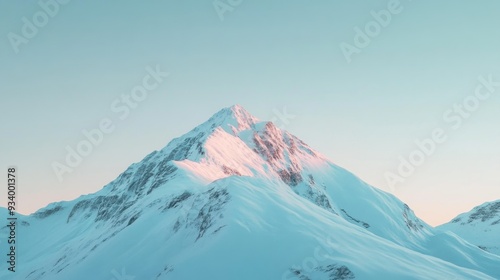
[208,104,260,134]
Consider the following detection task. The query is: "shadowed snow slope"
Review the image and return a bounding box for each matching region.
[1,105,499,280]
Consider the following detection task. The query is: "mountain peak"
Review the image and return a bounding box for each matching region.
[223,104,250,115]
[207,104,259,134]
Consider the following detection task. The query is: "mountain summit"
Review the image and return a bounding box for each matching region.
[209,104,259,133]
[2,106,500,279]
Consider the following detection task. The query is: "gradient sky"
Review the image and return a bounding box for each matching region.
[1,0,499,226]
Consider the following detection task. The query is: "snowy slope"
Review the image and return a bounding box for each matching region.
[1,105,500,280]
[438,200,500,256]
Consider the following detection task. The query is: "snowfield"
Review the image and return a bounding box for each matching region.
[1,105,499,280]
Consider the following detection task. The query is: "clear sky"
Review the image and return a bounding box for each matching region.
[1,0,499,226]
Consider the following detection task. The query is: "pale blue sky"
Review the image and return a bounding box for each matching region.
[1,0,499,225]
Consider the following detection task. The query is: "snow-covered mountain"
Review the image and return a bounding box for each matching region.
[1,105,500,279]
[438,200,500,256]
